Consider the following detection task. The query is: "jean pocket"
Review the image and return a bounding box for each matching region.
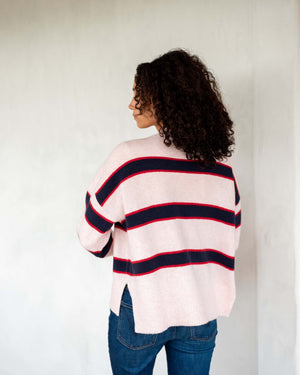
[117,302,158,350]
[190,319,218,341]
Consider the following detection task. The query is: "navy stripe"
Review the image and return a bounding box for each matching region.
[233,177,240,205]
[235,210,241,228]
[113,249,234,275]
[115,221,127,231]
[125,203,235,230]
[85,191,90,207]
[85,192,113,232]
[96,158,234,205]
[90,233,113,258]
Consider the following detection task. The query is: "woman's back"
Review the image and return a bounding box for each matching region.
[77,131,241,334]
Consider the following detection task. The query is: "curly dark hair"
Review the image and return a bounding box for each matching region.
[133,48,235,169]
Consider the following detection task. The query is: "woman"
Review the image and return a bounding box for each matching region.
[77,48,242,375]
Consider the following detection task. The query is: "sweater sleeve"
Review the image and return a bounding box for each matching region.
[76,141,127,258]
[233,171,242,252]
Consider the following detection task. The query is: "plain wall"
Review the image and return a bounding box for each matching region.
[0,0,297,374]
[253,0,298,373]
[295,1,300,373]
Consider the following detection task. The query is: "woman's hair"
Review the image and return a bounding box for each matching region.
[133,48,235,169]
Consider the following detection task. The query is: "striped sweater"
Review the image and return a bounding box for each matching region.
[77,132,242,334]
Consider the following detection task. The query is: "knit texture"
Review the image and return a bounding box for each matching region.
[77,132,242,334]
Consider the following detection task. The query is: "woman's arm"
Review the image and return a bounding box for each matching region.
[76,141,128,258]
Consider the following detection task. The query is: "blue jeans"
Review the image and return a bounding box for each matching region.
[108,285,218,375]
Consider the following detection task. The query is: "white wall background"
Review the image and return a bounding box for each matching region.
[295,1,300,373]
[253,1,298,374]
[0,0,298,374]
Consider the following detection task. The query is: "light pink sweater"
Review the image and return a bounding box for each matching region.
[77,132,242,334]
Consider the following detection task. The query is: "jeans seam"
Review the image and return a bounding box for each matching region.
[190,327,218,341]
[121,301,132,309]
[116,333,158,350]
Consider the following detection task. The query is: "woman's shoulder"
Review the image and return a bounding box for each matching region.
[103,133,159,171]
[118,133,161,158]
[123,133,160,148]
